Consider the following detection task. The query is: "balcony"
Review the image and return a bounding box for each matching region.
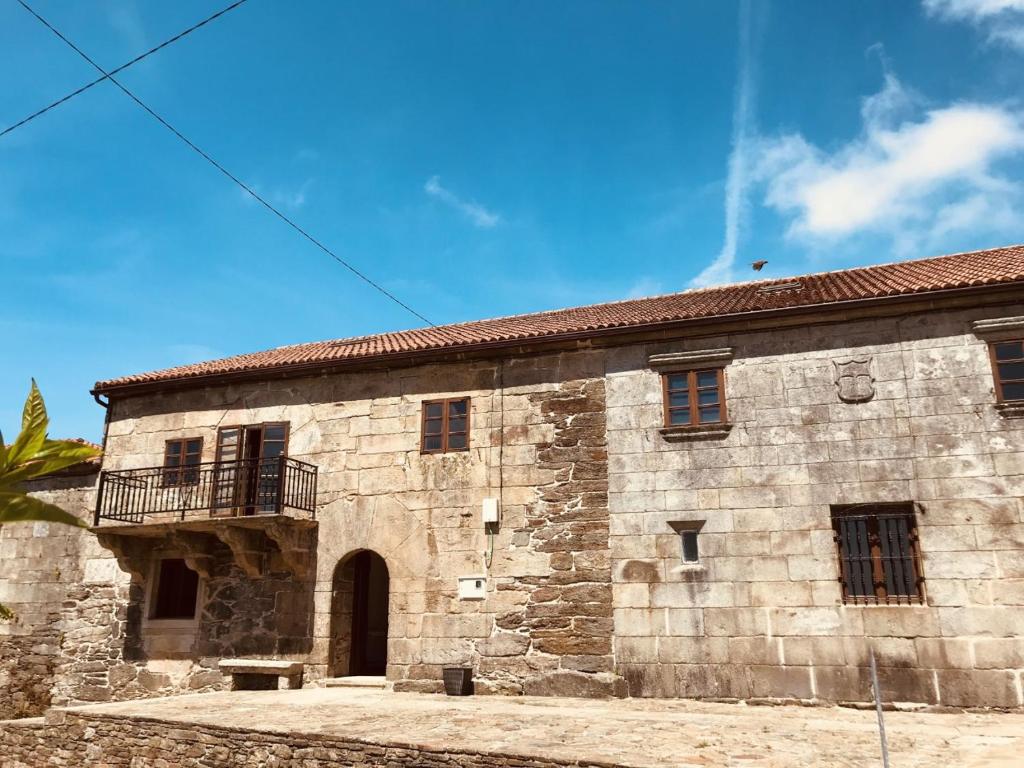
[95,456,317,525]
[93,457,318,580]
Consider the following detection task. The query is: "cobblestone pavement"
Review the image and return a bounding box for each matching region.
[60,688,1024,767]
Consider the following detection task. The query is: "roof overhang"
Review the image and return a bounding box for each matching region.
[92,280,1024,399]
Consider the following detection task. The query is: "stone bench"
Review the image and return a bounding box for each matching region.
[218,659,304,691]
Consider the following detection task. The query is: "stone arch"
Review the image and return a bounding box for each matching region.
[328,550,390,677]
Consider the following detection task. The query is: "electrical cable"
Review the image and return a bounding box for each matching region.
[15,0,434,326]
[1,0,249,139]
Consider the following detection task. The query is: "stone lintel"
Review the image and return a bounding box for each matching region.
[648,348,734,371]
[972,316,1024,338]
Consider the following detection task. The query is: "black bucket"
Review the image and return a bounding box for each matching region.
[442,666,473,696]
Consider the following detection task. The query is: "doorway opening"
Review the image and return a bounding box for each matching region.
[213,423,288,515]
[329,551,389,677]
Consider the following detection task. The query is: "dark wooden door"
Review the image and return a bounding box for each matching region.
[349,552,389,676]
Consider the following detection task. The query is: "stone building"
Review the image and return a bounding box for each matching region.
[2,244,1023,714]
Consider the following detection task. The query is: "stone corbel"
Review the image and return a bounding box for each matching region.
[168,531,216,579]
[265,521,315,579]
[214,526,266,579]
[648,348,734,371]
[95,534,151,581]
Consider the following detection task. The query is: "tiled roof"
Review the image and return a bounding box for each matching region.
[95,244,1024,393]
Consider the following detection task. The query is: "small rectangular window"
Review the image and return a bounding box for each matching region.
[151,558,200,619]
[681,530,700,563]
[163,438,203,486]
[831,503,924,605]
[421,398,471,453]
[663,369,726,427]
[991,340,1024,403]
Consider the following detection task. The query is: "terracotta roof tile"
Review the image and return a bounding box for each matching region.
[95,244,1024,392]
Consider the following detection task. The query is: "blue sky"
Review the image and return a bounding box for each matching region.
[3,0,1023,442]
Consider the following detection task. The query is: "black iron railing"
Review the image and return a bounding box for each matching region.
[94,456,317,525]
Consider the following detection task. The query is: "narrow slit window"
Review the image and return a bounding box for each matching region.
[151,558,200,619]
[681,530,700,563]
[663,369,726,427]
[421,397,471,453]
[991,340,1024,403]
[163,438,203,486]
[830,503,924,605]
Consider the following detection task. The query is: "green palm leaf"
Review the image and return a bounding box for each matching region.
[0,492,87,528]
[0,381,98,530]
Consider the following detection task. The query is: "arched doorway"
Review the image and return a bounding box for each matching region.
[329,551,389,677]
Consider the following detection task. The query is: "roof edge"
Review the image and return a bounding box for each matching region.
[92,278,1024,398]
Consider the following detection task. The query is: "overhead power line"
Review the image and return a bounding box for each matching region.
[15,0,434,326]
[1,0,249,139]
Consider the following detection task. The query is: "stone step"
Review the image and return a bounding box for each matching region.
[323,676,388,689]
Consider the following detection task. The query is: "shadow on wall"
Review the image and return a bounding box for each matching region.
[121,540,318,663]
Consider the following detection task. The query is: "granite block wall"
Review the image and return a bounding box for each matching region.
[101,350,622,697]
[607,305,1024,707]
[3,301,1021,711]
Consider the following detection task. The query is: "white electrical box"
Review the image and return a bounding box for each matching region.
[458,575,487,600]
[482,497,500,524]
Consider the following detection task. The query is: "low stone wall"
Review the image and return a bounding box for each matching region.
[0,636,58,719]
[0,473,98,719]
[0,711,617,768]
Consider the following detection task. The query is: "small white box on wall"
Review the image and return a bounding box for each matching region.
[482,497,500,524]
[458,575,487,600]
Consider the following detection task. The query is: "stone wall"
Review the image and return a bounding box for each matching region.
[0,710,609,768]
[0,473,96,718]
[0,470,246,716]
[101,351,620,697]
[606,304,1024,707]
[8,301,1022,711]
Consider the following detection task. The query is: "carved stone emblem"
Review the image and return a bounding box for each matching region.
[834,357,874,403]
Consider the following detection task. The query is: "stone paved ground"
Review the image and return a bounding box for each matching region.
[53,688,1024,767]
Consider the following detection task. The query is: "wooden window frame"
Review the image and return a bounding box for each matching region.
[213,423,291,515]
[989,339,1024,403]
[830,503,926,606]
[214,422,290,463]
[661,368,727,427]
[162,437,203,486]
[421,397,471,454]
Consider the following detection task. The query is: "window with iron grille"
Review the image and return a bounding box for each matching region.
[421,398,470,453]
[990,339,1024,403]
[662,369,726,427]
[830,503,924,605]
[163,438,203,486]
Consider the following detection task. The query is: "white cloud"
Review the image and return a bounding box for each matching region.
[691,0,763,288]
[424,176,500,228]
[624,276,664,299]
[274,179,313,210]
[924,0,1024,49]
[104,0,147,52]
[753,72,1024,253]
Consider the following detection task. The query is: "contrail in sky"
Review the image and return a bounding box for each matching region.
[691,0,763,287]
